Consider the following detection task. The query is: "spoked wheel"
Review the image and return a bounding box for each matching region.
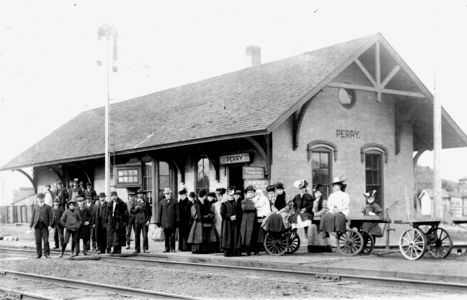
[336,229,364,256]
[264,232,287,256]
[360,231,375,255]
[285,230,301,254]
[399,228,427,260]
[429,228,453,258]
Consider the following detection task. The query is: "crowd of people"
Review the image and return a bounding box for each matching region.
[29,176,383,258]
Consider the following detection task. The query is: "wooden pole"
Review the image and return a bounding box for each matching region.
[105,33,111,200]
[433,25,442,219]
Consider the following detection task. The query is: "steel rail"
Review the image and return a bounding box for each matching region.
[1,246,467,292]
[0,268,200,300]
[0,286,59,300]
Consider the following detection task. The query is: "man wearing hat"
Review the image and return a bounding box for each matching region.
[107,191,129,254]
[130,189,151,253]
[320,177,350,237]
[177,188,192,251]
[86,194,98,251]
[156,187,179,252]
[54,180,69,209]
[69,178,81,202]
[95,192,109,254]
[84,182,97,201]
[29,193,54,258]
[240,185,257,256]
[51,199,65,250]
[126,191,137,250]
[77,195,91,255]
[60,199,82,257]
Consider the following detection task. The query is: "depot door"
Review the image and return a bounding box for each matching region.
[228,165,244,190]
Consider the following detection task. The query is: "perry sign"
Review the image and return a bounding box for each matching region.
[219,153,250,165]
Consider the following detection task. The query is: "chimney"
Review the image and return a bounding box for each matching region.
[245,45,261,67]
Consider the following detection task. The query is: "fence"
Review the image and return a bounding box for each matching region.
[0,205,33,224]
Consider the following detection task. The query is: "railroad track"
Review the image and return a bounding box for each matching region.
[0,251,200,300]
[1,246,467,294]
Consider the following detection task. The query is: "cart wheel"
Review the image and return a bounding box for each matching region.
[286,230,301,254]
[429,228,453,258]
[360,232,374,255]
[336,229,364,256]
[264,232,287,256]
[399,228,427,260]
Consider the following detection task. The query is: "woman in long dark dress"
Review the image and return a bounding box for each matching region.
[290,179,314,238]
[220,191,241,256]
[240,185,257,256]
[188,190,218,254]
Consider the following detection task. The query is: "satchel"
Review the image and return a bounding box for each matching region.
[151,226,165,241]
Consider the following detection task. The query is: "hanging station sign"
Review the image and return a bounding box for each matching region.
[219,153,250,165]
[242,166,265,180]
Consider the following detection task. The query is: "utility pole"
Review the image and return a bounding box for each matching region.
[97,25,118,199]
[432,12,442,219]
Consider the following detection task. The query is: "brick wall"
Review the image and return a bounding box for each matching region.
[271,85,414,220]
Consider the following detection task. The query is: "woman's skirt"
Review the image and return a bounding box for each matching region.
[320,212,346,233]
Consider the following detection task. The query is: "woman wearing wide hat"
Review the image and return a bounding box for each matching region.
[290,179,314,238]
[240,185,258,256]
[320,177,350,237]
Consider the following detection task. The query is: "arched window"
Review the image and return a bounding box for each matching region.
[307,140,337,199]
[196,158,210,193]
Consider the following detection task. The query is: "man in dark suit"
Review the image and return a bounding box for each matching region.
[77,195,91,255]
[126,191,137,249]
[51,199,65,249]
[95,192,108,254]
[107,191,129,254]
[54,180,69,210]
[131,189,151,253]
[29,193,54,258]
[156,187,179,253]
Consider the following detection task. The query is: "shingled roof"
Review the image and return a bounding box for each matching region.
[2,33,466,170]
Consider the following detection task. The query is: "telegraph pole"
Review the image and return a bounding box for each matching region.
[98,25,118,199]
[432,10,442,219]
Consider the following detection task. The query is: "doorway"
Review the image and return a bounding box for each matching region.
[228,165,244,190]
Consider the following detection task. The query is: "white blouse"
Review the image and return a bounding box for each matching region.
[327,190,350,216]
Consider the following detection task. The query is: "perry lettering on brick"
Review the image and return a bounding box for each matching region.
[336,129,360,139]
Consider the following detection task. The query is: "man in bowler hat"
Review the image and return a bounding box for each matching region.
[29,193,54,258]
[131,189,151,253]
[156,187,179,252]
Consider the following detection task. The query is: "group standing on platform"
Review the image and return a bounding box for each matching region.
[30,175,384,259]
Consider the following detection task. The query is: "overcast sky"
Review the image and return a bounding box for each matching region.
[1,0,467,199]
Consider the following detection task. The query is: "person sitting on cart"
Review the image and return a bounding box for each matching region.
[320,177,349,238]
[290,179,314,238]
[308,184,332,252]
[361,190,383,240]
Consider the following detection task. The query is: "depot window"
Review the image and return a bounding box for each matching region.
[115,164,142,187]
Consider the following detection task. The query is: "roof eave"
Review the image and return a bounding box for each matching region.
[0,129,269,171]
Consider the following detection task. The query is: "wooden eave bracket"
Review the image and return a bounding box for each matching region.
[245,136,271,179]
[292,96,315,150]
[198,148,220,182]
[13,169,37,193]
[168,157,186,184]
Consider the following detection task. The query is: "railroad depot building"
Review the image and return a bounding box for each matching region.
[2,33,467,221]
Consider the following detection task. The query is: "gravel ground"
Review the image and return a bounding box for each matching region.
[0,253,464,300]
